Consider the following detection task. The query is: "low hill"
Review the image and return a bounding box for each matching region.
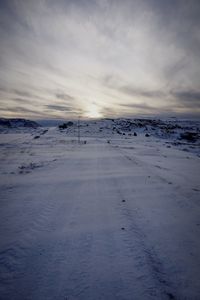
[0,118,40,129]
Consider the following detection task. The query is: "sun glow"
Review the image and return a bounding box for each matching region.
[85,104,103,119]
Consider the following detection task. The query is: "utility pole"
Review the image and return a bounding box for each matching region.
[77,116,80,144]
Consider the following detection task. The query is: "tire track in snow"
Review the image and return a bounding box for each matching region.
[118,201,177,300]
[107,143,178,299]
[81,143,167,299]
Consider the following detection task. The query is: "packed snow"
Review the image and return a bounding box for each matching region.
[0,118,200,300]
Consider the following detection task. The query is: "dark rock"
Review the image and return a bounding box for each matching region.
[117,130,122,135]
[59,121,74,130]
[59,124,66,129]
[134,132,137,136]
[0,119,11,127]
[0,118,39,128]
[166,292,175,299]
[41,129,48,135]
[180,132,198,142]
[145,133,150,137]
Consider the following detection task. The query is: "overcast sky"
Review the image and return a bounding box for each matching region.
[0,0,200,119]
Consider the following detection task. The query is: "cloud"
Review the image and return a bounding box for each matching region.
[12,89,32,98]
[0,0,200,119]
[13,98,30,104]
[55,93,75,102]
[172,90,200,109]
[119,86,164,99]
[45,105,74,112]
[0,106,44,116]
[100,106,118,118]
[119,102,176,116]
[120,102,155,110]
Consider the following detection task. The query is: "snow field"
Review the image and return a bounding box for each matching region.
[0,128,200,299]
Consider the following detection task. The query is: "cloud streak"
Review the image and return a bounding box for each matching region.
[45,105,74,112]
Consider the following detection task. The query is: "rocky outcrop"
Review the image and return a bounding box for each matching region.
[0,118,40,128]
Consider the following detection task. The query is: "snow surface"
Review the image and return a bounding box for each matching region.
[0,120,200,300]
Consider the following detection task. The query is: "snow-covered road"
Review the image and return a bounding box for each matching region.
[0,135,200,299]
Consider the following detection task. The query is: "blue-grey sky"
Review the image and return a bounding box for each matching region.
[0,0,200,119]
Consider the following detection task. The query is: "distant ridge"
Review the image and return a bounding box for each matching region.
[0,118,40,128]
